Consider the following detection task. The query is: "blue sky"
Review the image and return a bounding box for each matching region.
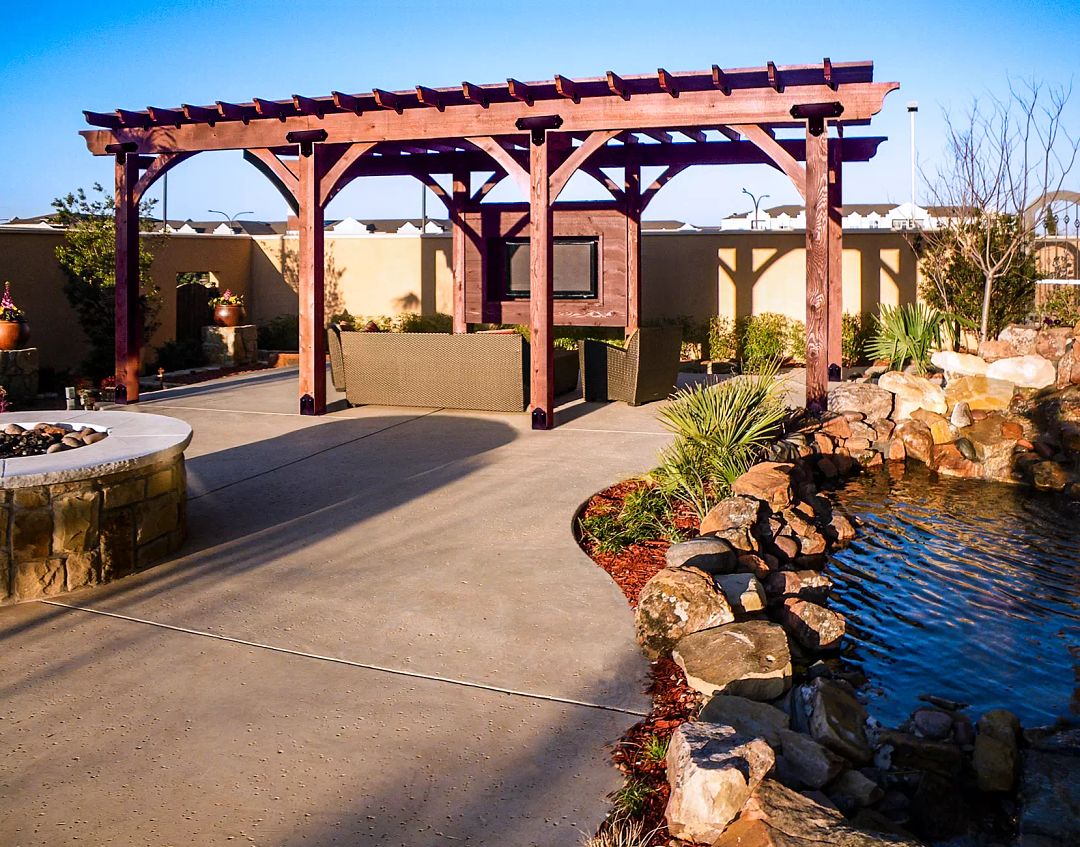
[1,0,1077,225]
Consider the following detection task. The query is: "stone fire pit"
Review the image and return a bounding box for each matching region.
[1,411,192,604]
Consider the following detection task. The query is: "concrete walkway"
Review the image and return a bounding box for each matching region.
[0,369,675,846]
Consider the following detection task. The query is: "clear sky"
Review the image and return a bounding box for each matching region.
[1,0,1077,226]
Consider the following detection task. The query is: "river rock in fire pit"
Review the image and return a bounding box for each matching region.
[664,535,737,574]
[635,567,735,659]
[827,383,894,423]
[665,722,775,844]
[781,598,846,651]
[673,620,792,700]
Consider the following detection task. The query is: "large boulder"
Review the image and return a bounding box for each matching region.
[827,383,894,423]
[776,728,848,789]
[1056,346,1080,387]
[878,371,948,419]
[974,709,1020,793]
[892,418,934,465]
[634,567,734,659]
[944,374,1017,411]
[1020,733,1080,844]
[910,409,958,445]
[978,338,1018,362]
[700,495,763,536]
[715,572,767,615]
[665,722,775,844]
[713,780,922,847]
[673,620,793,700]
[665,535,738,574]
[781,599,847,651]
[699,695,790,746]
[732,462,794,511]
[792,679,873,764]
[765,569,833,603]
[987,355,1057,389]
[959,417,1018,482]
[1035,326,1074,363]
[999,324,1039,356]
[930,350,988,379]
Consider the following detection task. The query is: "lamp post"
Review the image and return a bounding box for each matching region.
[741,188,769,230]
[907,101,919,219]
[208,209,253,232]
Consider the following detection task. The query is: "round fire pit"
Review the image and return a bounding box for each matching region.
[1,411,192,605]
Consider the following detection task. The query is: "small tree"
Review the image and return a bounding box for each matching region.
[921,79,1078,341]
[51,184,161,378]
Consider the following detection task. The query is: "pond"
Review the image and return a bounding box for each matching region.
[827,464,1080,728]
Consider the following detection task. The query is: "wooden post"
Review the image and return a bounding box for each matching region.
[804,124,830,412]
[451,170,468,333]
[827,136,843,377]
[625,161,642,336]
[529,132,554,430]
[298,143,327,415]
[114,151,140,404]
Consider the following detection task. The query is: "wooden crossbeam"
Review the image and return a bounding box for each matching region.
[292,95,325,117]
[416,86,445,111]
[84,110,123,129]
[657,68,679,97]
[767,61,783,92]
[711,65,732,95]
[644,130,673,144]
[682,129,707,143]
[507,78,533,106]
[554,75,579,104]
[146,107,183,127]
[216,101,253,123]
[823,58,836,91]
[116,109,151,129]
[331,91,364,114]
[461,81,489,108]
[716,125,741,141]
[606,71,630,100]
[181,104,218,124]
[254,98,291,120]
[372,88,403,113]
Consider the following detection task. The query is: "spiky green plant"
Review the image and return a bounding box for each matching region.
[582,816,659,847]
[640,734,668,764]
[655,362,786,518]
[610,779,656,818]
[867,302,946,374]
[578,480,682,555]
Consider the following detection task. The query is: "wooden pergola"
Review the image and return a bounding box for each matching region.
[81,60,897,427]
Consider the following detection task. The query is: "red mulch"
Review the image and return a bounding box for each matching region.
[578,480,703,845]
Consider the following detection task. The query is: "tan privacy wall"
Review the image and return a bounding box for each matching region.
[0,226,918,376]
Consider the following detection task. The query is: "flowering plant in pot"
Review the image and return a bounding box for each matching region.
[209,289,245,327]
[0,282,29,351]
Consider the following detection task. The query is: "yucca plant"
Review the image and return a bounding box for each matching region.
[867,303,946,374]
[655,361,786,518]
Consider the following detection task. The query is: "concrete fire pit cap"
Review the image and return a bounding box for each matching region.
[0,411,193,488]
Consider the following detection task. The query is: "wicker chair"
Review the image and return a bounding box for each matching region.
[578,326,682,405]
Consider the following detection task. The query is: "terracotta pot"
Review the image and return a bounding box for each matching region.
[213,304,243,328]
[0,320,27,351]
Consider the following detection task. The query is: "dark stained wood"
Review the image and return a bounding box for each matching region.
[804,124,829,410]
[114,152,141,404]
[132,151,196,203]
[84,110,123,129]
[554,75,580,104]
[372,89,403,113]
[292,95,326,117]
[827,136,844,372]
[254,98,291,120]
[461,81,489,107]
[216,101,254,123]
[146,106,183,127]
[181,103,217,124]
[298,143,328,415]
[657,68,679,97]
[682,129,707,143]
[507,78,534,106]
[606,71,630,100]
[625,160,642,333]
[739,125,807,200]
[331,91,363,114]
[768,61,782,92]
[452,170,468,333]
[416,86,445,111]
[529,135,554,429]
[711,65,732,95]
[116,108,151,129]
[823,58,836,91]
[643,130,673,144]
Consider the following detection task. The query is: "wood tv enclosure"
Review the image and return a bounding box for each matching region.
[462,203,630,327]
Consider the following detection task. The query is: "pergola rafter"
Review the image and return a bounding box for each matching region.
[83,60,898,425]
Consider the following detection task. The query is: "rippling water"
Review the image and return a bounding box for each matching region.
[827,464,1080,727]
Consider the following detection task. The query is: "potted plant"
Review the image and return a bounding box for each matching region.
[99,375,116,404]
[210,289,245,327]
[0,282,29,351]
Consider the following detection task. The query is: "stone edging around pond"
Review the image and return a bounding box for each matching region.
[1,411,192,606]
[604,391,1079,845]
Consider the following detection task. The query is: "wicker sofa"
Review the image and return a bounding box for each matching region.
[327,326,579,412]
[578,326,682,405]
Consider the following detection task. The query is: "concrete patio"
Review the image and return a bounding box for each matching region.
[0,368,678,846]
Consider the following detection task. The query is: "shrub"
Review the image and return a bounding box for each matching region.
[257,314,300,351]
[1039,287,1080,326]
[578,480,682,554]
[656,363,786,518]
[155,339,206,372]
[785,319,807,364]
[738,312,788,371]
[867,303,946,373]
[708,317,737,361]
[842,312,874,366]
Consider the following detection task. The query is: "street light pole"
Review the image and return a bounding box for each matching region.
[207,209,254,232]
[741,188,769,230]
[907,101,919,219]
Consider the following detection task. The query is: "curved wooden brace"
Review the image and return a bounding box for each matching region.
[132,152,196,204]
[243,148,300,214]
[549,130,620,201]
[413,173,451,210]
[320,142,377,206]
[640,164,688,212]
[580,165,625,202]
[468,137,529,195]
[471,169,506,202]
[736,124,807,201]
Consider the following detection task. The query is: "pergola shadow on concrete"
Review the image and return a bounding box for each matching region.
[82,60,897,426]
